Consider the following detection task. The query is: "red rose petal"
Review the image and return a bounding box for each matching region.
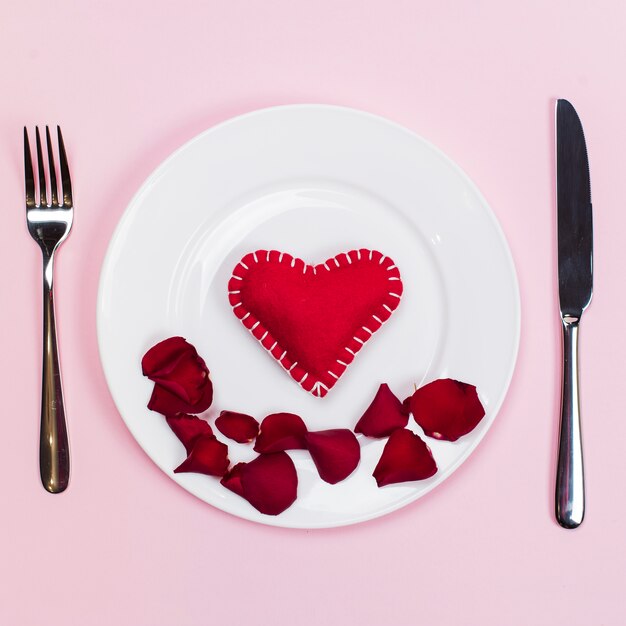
[215,411,259,443]
[401,396,412,416]
[174,435,229,477]
[373,428,437,487]
[147,380,213,416]
[142,337,206,403]
[240,452,298,515]
[142,336,213,415]
[305,429,360,484]
[409,378,485,441]
[142,336,189,375]
[254,413,308,453]
[220,463,246,497]
[166,414,214,454]
[354,383,408,438]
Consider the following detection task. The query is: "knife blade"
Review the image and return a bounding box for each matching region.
[557,100,593,317]
[555,99,593,529]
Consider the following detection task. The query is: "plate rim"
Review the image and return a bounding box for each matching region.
[97,103,521,528]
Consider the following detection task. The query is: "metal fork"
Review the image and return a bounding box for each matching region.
[24,126,73,494]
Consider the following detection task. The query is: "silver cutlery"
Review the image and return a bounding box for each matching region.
[24,126,73,494]
[555,100,593,529]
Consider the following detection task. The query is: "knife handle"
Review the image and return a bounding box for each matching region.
[555,316,585,529]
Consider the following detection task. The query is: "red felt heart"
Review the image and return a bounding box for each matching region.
[228,249,403,397]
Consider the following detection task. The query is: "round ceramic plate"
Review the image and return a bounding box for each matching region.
[97,105,520,528]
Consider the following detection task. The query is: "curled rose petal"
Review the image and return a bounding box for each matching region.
[239,452,298,515]
[220,463,246,497]
[401,396,412,416]
[215,411,259,443]
[354,383,408,438]
[305,429,360,484]
[142,336,213,415]
[373,428,437,487]
[409,378,485,441]
[166,414,214,454]
[254,413,308,453]
[174,435,229,477]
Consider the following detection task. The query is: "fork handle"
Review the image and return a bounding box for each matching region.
[40,256,70,493]
[555,316,584,528]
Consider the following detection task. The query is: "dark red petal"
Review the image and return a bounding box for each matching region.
[305,429,360,484]
[373,429,437,487]
[142,336,192,377]
[215,411,259,443]
[142,336,213,414]
[147,378,213,416]
[166,414,214,454]
[401,396,412,416]
[239,452,298,515]
[174,435,229,477]
[154,352,209,405]
[254,413,308,453]
[409,378,485,441]
[354,383,408,438]
[220,463,246,497]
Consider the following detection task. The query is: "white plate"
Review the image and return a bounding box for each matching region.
[97,105,520,528]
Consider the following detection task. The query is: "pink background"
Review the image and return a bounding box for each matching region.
[1,1,625,624]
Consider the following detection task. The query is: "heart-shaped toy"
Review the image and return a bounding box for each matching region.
[228,249,403,397]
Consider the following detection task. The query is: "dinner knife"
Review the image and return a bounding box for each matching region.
[555,99,593,529]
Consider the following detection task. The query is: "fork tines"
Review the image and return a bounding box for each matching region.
[23,126,72,209]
